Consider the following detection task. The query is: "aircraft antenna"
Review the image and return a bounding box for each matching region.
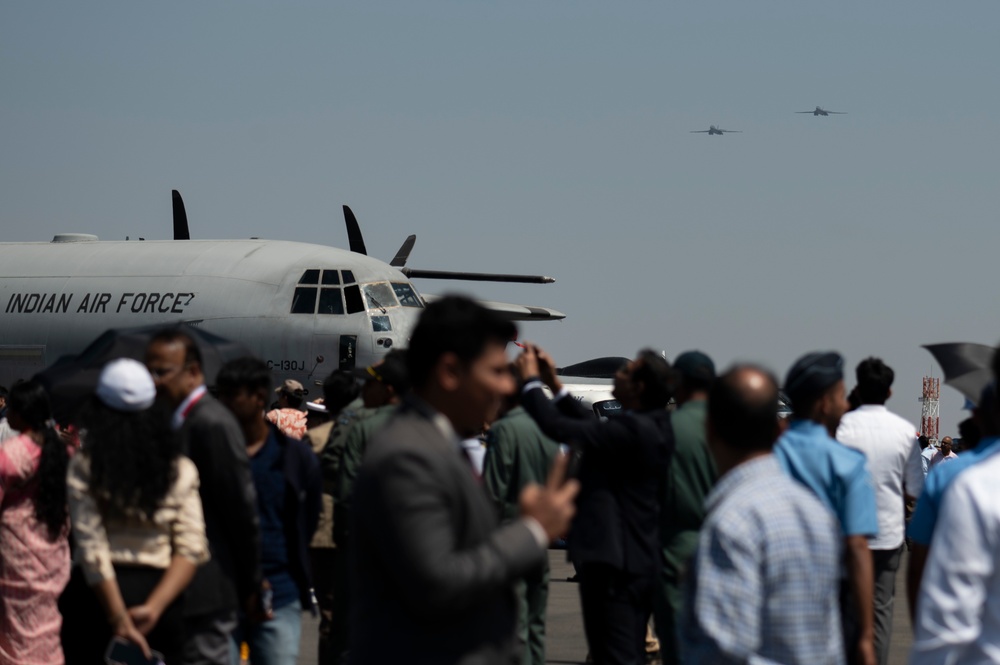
[172,190,191,240]
[343,205,368,255]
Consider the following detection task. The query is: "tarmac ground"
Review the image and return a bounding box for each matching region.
[296,549,915,664]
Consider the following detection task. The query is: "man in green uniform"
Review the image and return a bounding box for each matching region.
[334,350,410,533]
[654,350,718,665]
[483,386,561,665]
[325,350,409,665]
[308,371,360,665]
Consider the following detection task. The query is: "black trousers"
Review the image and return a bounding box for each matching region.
[61,564,185,665]
[872,546,903,665]
[578,563,654,665]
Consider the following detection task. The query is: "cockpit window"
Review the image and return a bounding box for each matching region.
[363,283,398,311]
[391,283,423,308]
[291,271,405,316]
[291,287,317,314]
[371,316,392,332]
[318,288,344,315]
[344,284,364,314]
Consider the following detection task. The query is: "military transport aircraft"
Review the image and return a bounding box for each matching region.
[0,193,564,390]
[690,126,742,135]
[796,106,847,116]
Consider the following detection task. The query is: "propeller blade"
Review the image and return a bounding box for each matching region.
[401,268,555,284]
[172,190,190,240]
[390,235,417,267]
[343,205,367,255]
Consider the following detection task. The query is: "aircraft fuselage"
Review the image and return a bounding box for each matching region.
[0,235,424,389]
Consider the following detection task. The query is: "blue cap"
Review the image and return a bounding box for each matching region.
[674,350,715,383]
[784,352,844,403]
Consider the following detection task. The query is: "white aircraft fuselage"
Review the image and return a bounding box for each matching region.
[0,234,425,388]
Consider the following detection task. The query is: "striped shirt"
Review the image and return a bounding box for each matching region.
[681,455,845,665]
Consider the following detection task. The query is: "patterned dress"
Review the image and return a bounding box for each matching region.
[0,434,71,665]
[266,408,307,439]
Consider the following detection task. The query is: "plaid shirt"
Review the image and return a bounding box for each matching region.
[680,455,845,665]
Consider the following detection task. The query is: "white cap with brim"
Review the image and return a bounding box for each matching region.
[96,358,156,412]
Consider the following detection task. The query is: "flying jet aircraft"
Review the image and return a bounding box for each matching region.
[0,194,564,390]
[796,106,847,116]
[690,126,742,135]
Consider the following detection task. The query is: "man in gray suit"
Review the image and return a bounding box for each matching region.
[349,295,579,665]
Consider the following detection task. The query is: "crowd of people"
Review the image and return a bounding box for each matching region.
[1,295,998,665]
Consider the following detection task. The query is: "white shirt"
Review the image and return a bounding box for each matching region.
[911,451,1000,665]
[171,385,207,430]
[837,405,923,550]
[460,437,486,476]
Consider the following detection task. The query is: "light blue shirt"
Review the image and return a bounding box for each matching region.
[681,455,844,665]
[774,420,878,538]
[920,445,936,477]
[908,436,1000,546]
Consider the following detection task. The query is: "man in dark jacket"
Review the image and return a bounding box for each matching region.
[217,357,323,665]
[515,344,675,665]
[146,330,262,665]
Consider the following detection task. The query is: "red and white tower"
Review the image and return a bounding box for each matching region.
[920,376,941,445]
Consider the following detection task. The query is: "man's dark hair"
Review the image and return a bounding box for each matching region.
[281,391,304,410]
[217,357,271,397]
[918,435,929,449]
[708,365,781,452]
[790,392,819,419]
[407,295,516,390]
[855,357,894,405]
[0,385,8,400]
[633,350,675,410]
[149,328,203,368]
[322,370,360,414]
[958,417,982,450]
[847,386,862,411]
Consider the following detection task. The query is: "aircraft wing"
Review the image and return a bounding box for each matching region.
[722,130,742,133]
[690,130,711,133]
[421,294,565,321]
[827,111,847,114]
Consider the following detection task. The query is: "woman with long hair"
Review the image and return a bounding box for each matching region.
[0,380,71,665]
[62,358,208,664]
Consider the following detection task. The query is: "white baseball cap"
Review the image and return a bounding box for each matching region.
[96,358,157,412]
[306,400,328,413]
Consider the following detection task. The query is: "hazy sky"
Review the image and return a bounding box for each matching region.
[3,2,999,433]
